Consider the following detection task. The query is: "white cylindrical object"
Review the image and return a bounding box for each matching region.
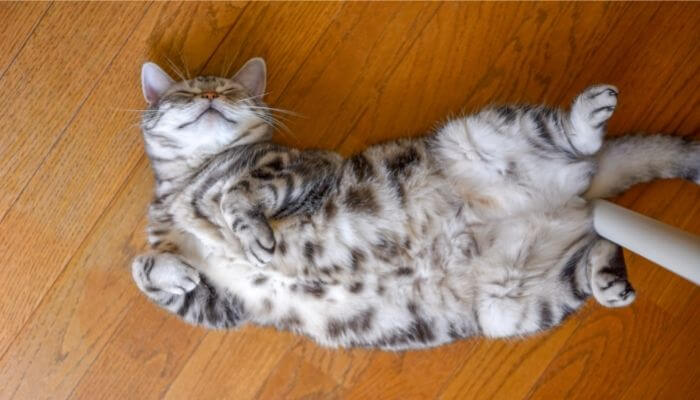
[592,199,700,285]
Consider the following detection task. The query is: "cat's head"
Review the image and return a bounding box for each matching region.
[140,58,272,172]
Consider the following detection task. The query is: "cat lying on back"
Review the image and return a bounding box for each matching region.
[132,58,699,350]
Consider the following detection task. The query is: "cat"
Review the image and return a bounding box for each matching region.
[132,58,699,350]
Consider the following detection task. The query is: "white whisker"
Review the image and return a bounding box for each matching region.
[164,56,186,81]
[249,109,294,123]
[261,113,301,144]
[262,113,291,134]
[235,92,270,104]
[222,56,236,77]
[177,49,192,80]
[111,121,144,139]
[164,55,192,88]
[247,105,303,117]
[111,107,163,113]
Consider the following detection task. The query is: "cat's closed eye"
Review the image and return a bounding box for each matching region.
[173,90,194,95]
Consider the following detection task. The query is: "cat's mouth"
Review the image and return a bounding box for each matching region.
[178,106,237,129]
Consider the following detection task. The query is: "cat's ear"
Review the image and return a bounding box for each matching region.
[232,57,266,98]
[141,62,175,104]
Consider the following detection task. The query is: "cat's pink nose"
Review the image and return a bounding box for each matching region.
[201,91,219,100]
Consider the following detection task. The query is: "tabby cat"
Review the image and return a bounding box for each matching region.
[132,58,699,350]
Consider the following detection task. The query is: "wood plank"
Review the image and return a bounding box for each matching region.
[619,296,700,400]
[338,2,700,154]
[270,1,442,151]
[254,347,348,399]
[284,340,376,392]
[525,295,679,399]
[0,2,147,219]
[0,159,152,399]
[0,3,246,398]
[141,2,246,76]
[0,0,148,358]
[0,2,50,77]
[68,299,206,400]
[339,342,478,398]
[438,313,585,400]
[161,329,299,400]
[202,1,345,146]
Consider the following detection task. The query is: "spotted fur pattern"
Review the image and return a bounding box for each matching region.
[132,59,700,350]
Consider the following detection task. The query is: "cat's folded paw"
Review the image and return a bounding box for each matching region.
[132,253,200,295]
[237,219,276,267]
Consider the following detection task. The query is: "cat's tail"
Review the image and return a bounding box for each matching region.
[585,134,700,199]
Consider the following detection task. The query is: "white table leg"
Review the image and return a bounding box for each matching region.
[593,199,700,285]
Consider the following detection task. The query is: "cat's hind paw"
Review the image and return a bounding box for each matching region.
[593,271,636,307]
[588,240,636,308]
[571,85,619,129]
[577,84,618,128]
[569,84,618,154]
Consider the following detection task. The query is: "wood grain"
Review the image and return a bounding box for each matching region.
[0,2,697,399]
[0,2,49,77]
[0,3,246,398]
[0,0,148,358]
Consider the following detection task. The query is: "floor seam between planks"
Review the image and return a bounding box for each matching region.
[0,156,147,367]
[0,3,151,226]
[0,3,52,81]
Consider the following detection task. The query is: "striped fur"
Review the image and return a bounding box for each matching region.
[132,60,699,350]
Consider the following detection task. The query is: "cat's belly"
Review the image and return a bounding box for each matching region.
[191,195,594,344]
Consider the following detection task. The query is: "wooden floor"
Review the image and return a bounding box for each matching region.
[0,2,698,399]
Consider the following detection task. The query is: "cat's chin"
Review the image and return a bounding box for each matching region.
[192,109,225,127]
[200,110,222,125]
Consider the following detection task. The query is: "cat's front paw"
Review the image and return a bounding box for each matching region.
[234,217,276,267]
[132,253,200,295]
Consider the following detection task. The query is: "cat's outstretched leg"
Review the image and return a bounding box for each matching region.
[586,239,636,307]
[567,84,618,155]
[132,253,247,328]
